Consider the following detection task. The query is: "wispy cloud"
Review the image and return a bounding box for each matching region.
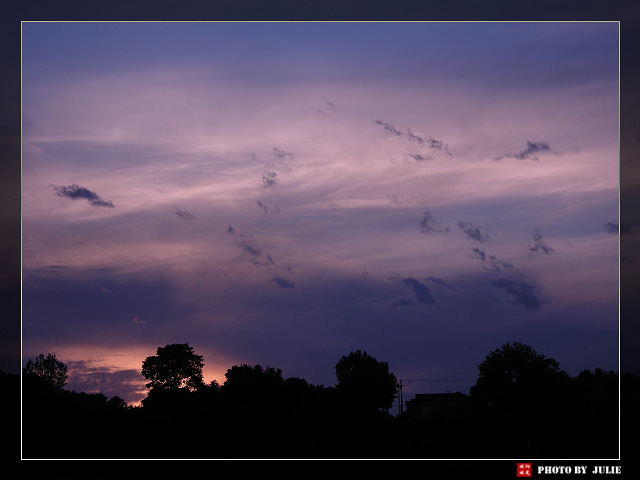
[419,210,450,234]
[394,277,436,306]
[469,248,514,272]
[387,194,401,205]
[374,121,452,159]
[256,200,280,214]
[321,96,337,111]
[405,153,433,162]
[174,208,195,220]
[272,147,294,159]
[261,170,278,188]
[495,140,550,161]
[50,184,114,208]
[406,129,452,157]
[374,119,403,136]
[525,228,553,256]
[272,275,295,289]
[491,278,544,311]
[236,239,262,257]
[457,221,490,243]
[425,276,457,291]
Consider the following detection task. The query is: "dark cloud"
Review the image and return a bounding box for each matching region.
[398,277,437,306]
[525,229,553,256]
[469,248,514,272]
[261,171,278,188]
[174,208,195,220]
[322,96,337,110]
[457,221,490,243]
[252,254,276,267]
[406,129,452,157]
[419,210,450,234]
[470,247,486,262]
[402,277,436,305]
[256,201,269,214]
[491,278,544,311]
[406,152,433,162]
[387,194,401,205]
[603,221,630,235]
[50,184,114,208]
[256,200,280,214]
[237,239,262,257]
[495,140,550,161]
[375,119,403,136]
[272,275,295,289]
[406,129,426,146]
[227,225,236,235]
[425,276,457,291]
[272,147,294,159]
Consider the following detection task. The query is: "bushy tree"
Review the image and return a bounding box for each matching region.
[23,353,68,389]
[335,350,398,414]
[471,341,568,412]
[141,343,205,392]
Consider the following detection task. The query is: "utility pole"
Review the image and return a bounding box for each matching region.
[396,379,405,416]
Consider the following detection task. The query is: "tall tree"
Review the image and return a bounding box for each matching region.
[23,353,68,389]
[141,343,205,392]
[335,350,398,414]
[470,341,568,412]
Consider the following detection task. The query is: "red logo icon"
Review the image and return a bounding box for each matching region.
[517,463,532,477]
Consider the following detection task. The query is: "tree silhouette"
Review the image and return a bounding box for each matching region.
[23,353,68,389]
[335,350,397,415]
[141,343,205,392]
[470,341,568,412]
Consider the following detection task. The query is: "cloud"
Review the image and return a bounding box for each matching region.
[236,239,262,257]
[491,278,544,311]
[227,225,236,235]
[232,232,280,268]
[406,129,452,157]
[406,153,433,162]
[65,361,146,405]
[397,277,437,306]
[321,96,337,111]
[469,247,486,262]
[50,184,114,208]
[495,140,550,161]
[387,194,401,205]
[469,248,514,272]
[457,221,490,243]
[419,210,450,234]
[525,228,553,256]
[261,170,279,188]
[256,200,280,214]
[272,275,295,289]
[425,276,457,291]
[272,147,294,159]
[603,221,630,235]
[174,208,195,220]
[252,254,276,267]
[374,119,403,136]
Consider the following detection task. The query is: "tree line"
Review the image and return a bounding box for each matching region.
[11,342,636,459]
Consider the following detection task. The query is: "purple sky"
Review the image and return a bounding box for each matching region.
[21,21,619,406]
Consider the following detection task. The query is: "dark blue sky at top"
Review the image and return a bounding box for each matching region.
[21,21,618,88]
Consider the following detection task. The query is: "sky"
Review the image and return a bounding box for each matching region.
[20,21,620,407]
